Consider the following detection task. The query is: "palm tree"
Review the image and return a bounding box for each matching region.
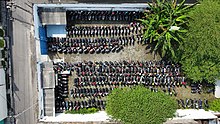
[139,0,196,59]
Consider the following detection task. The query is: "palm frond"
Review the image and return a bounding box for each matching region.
[137,0,193,59]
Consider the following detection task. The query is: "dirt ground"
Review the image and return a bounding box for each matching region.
[175,86,215,101]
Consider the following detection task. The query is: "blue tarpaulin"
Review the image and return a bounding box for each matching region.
[39,26,48,55]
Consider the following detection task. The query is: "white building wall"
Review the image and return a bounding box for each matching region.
[0,69,5,85]
[215,80,220,98]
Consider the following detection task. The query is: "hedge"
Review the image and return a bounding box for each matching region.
[65,107,99,114]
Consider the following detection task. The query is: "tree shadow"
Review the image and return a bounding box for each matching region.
[48,52,63,60]
[144,41,161,60]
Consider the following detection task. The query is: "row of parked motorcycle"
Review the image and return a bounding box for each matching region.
[66,22,142,38]
[70,86,115,98]
[73,75,185,87]
[53,60,182,75]
[71,60,178,68]
[55,74,69,98]
[73,66,182,77]
[191,83,215,94]
[55,98,106,112]
[177,99,209,109]
[67,10,144,22]
[47,35,144,54]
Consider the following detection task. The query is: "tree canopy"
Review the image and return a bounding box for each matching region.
[106,86,177,124]
[179,0,220,83]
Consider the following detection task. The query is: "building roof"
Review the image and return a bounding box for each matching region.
[164,119,198,124]
[49,0,197,4]
[215,80,220,98]
[175,109,218,120]
[41,62,55,88]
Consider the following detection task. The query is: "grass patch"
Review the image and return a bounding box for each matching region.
[65,107,99,114]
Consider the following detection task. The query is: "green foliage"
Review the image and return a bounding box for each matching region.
[0,28,4,37]
[65,107,99,114]
[106,86,177,124]
[0,38,4,48]
[209,99,220,112]
[179,0,220,83]
[139,0,195,59]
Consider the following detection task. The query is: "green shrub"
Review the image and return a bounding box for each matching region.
[0,28,4,37]
[65,107,99,114]
[0,39,4,48]
[209,99,220,112]
[106,86,177,124]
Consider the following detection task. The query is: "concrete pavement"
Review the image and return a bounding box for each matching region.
[10,0,38,124]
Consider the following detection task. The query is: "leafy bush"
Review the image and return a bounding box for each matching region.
[179,0,220,83]
[106,86,177,124]
[209,99,220,112]
[65,107,99,114]
[0,39,4,48]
